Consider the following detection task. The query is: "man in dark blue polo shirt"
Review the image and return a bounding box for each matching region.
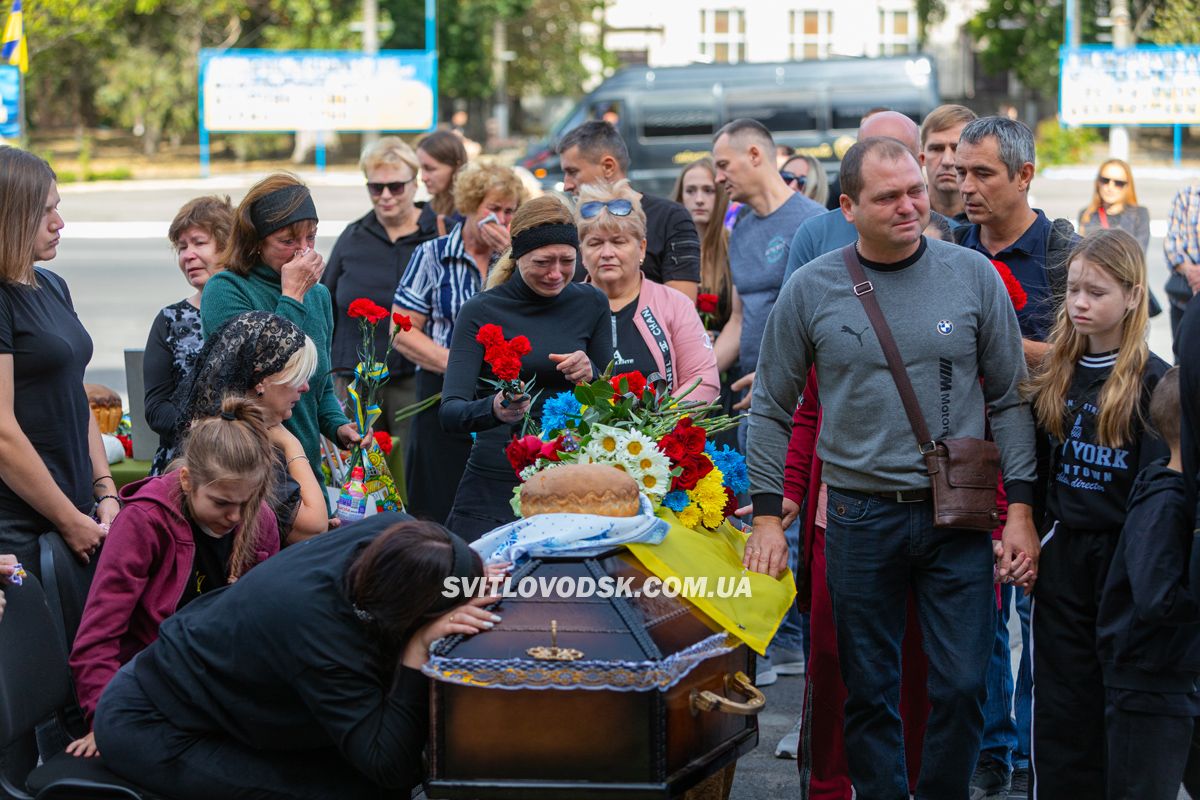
[953,116,1077,800]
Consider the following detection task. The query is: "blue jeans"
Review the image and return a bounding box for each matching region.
[770,518,806,653]
[824,488,995,800]
[980,584,1019,771]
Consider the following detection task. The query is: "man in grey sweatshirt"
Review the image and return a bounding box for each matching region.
[745,137,1040,799]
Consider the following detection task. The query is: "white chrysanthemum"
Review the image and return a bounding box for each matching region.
[617,430,657,462]
[589,425,623,457]
[634,460,671,499]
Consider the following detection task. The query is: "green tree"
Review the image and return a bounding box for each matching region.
[1147,0,1200,44]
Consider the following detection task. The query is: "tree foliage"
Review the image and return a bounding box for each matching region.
[1147,0,1200,45]
[19,0,605,150]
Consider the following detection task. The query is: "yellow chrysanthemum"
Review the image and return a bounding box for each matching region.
[678,503,703,529]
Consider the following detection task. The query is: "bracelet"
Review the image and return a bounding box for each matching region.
[95,494,121,506]
[286,454,310,467]
[93,475,114,487]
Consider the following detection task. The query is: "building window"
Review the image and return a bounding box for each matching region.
[878,8,917,55]
[789,9,834,60]
[700,9,747,64]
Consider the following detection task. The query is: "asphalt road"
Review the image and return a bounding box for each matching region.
[51,168,1196,798]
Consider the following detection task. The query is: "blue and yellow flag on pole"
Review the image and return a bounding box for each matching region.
[2,0,28,74]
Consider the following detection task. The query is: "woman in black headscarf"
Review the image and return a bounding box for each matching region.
[173,311,331,544]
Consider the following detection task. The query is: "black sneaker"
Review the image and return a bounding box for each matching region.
[968,757,1011,800]
[1008,766,1029,797]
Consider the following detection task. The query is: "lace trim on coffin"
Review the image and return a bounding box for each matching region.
[422,631,736,692]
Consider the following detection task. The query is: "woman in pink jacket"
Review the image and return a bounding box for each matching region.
[66,395,281,758]
[575,180,720,402]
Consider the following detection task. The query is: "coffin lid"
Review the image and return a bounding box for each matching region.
[423,550,738,692]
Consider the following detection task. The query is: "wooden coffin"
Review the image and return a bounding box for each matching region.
[424,550,761,799]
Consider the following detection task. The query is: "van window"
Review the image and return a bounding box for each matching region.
[726,92,822,132]
[639,95,718,139]
[830,91,922,129]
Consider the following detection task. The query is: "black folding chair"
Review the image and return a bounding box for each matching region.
[0,573,155,799]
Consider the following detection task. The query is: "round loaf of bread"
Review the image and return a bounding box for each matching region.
[520,463,640,518]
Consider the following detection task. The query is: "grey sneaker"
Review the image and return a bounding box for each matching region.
[1008,766,1029,797]
[968,757,1011,800]
[755,655,779,687]
[769,646,806,676]
[774,718,801,759]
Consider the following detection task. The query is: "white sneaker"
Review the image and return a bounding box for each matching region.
[775,718,801,759]
[770,646,806,676]
[756,662,779,687]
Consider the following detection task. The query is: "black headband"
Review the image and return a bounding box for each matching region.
[250,185,318,239]
[511,222,579,261]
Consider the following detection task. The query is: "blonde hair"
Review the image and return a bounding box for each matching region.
[671,159,731,312]
[452,160,526,217]
[177,395,277,580]
[1081,159,1140,225]
[221,173,316,277]
[0,147,56,285]
[269,336,318,388]
[783,154,830,206]
[359,136,420,177]
[486,195,575,289]
[576,179,646,241]
[1026,228,1150,448]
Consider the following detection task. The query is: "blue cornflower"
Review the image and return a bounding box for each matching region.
[662,490,691,512]
[540,391,582,436]
[705,443,750,495]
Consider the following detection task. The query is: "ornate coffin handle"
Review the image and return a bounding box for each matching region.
[690,671,766,716]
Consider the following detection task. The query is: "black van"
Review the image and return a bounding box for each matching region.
[521,55,940,197]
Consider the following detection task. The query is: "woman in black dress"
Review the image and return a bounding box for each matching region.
[0,147,111,573]
[144,195,234,474]
[440,196,612,540]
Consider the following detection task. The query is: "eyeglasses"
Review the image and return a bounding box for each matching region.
[1098,176,1128,189]
[579,199,634,219]
[367,180,414,196]
[780,171,808,188]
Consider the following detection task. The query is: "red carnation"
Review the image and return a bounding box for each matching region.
[722,487,738,518]
[492,356,523,382]
[989,260,1028,312]
[508,335,532,357]
[506,434,544,475]
[696,293,719,315]
[392,312,412,332]
[348,297,389,324]
[611,371,651,397]
[476,323,505,349]
[373,430,393,455]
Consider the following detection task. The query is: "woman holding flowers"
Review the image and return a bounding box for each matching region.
[578,180,720,403]
[392,162,525,524]
[201,174,358,495]
[439,196,612,540]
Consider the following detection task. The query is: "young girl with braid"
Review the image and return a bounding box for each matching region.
[65,396,281,758]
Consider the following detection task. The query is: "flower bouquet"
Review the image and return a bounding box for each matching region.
[505,369,746,531]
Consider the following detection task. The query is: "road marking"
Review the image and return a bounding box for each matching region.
[65,221,350,239]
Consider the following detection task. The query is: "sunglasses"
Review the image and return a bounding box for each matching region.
[579,199,634,219]
[780,170,808,188]
[367,180,414,196]
[1098,176,1128,189]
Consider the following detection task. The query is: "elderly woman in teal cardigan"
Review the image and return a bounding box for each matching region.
[201,174,359,493]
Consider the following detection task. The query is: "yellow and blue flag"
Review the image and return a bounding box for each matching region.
[2,0,28,74]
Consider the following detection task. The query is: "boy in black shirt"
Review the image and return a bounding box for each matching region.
[1097,367,1200,800]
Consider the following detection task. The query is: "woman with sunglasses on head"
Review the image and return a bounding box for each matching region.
[781,154,829,208]
[1079,159,1150,252]
[439,196,611,540]
[323,138,435,443]
[201,173,359,497]
[392,162,525,525]
[582,180,719,401]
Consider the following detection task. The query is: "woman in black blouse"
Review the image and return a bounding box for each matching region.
[144,195,234,474]
[1078,159,1151,251]
[439,196,612,540]
[0,147,111,572]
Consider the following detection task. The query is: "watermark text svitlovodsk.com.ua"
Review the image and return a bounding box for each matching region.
[442,575,755,601]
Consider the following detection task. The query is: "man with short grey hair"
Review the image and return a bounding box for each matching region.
[747,136,1039,799]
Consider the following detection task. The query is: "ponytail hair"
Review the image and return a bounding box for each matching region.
[486,195,575,289]
[176,395,277,580]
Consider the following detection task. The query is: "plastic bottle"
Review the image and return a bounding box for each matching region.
[336,466,368,523]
